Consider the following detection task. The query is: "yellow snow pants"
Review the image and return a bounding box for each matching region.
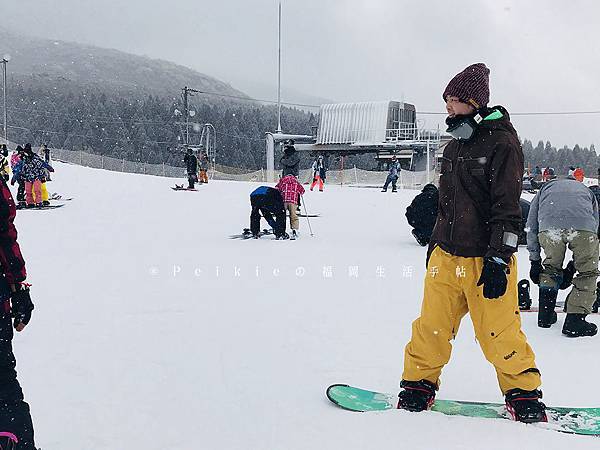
[402,246,541,394]
[33,182,49,202]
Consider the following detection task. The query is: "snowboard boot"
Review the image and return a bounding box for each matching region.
[381,188,387,192]
[392,187,397,193]
[42,200,50,207]
[537,287,558,328]
[276,232,290,240]
[518,279,532,310]
[562,314,598,337]
[291,230,298,240]
[397,379,436,412]
[505,388,547,423]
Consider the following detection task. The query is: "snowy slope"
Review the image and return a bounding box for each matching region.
[10,162,599,450]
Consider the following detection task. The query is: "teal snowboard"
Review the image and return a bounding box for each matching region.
[326,384,600,436]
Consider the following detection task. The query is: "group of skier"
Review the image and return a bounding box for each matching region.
[0,143,54,209]
[183,148,210,189]
[247,140,326,240]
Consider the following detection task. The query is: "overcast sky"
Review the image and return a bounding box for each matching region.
[3,0,600,148]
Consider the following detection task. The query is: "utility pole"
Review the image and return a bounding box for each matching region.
[276,1,282,133]
[1,55,9,143]
[181,86,199,146]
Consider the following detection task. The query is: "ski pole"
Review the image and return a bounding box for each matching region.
[300,194,314,237]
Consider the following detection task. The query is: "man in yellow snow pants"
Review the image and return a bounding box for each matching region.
[403,247,540,394]
[397,63,546,424]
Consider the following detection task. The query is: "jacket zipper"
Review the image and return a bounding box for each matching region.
[449,143,463,243]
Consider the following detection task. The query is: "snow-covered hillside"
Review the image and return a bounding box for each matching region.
[11,162,599,449]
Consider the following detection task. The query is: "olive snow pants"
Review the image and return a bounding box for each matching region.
[539,230,600,314]
[402,246,541,394]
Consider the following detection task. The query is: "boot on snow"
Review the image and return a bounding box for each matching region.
[562,314,598,337]
[397,379,436,412]
[518,279,531,310]
[593,282,600,313]
[537,287,558,328]
[505,388,547,423]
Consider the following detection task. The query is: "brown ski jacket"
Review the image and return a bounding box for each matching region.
[429,106,524,261]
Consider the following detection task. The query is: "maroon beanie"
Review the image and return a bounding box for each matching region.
[442,63,490,109]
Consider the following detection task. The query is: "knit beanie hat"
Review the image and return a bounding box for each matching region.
[443,63,490,109]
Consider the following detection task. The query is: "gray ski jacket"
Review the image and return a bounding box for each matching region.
[526,176,599,260]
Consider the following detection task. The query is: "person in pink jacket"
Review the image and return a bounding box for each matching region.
[275,175,305,239]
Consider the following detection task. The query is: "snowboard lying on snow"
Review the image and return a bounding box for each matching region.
[229,228,273,240]
[521,307,599,314]
[172,184,197,191]
[326,384,600,436]
[16,204,65,210]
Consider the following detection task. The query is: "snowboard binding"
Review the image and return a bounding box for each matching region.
[0,432,18,450]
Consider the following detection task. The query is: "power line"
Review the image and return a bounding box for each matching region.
[419,110,600,116]
[191,90,321,109]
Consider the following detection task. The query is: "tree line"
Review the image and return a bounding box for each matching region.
[5,77,598,174]
[5,77,317,169]
[522,139,598,177]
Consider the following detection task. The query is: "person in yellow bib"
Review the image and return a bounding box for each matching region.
[397,63,546,424]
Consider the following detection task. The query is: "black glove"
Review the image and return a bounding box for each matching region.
[477,257,508,299]
[11,285,34,329]
[559,260,576,290]
[529,260,543,285]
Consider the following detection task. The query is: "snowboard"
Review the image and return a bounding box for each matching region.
[171,186,197,191]
[17,204,65,210]
[326,384,600,436]
[520,307,599,314]
[229,228,273,240]
[49,193,73,201]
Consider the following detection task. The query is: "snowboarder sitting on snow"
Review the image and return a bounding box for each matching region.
[249,186,288,240]
[527,174,599,336]
[405,184,439,246]
[10,144,54,208]
[183,148,198,189]
[0,171,37,449]
[275,175,305,240]
[279,140,300,178]
[381,156,400,192]
[398,63,546,423]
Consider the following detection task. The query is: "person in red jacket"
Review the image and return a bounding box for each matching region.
[275,175,305,240]
[0,177,36,449]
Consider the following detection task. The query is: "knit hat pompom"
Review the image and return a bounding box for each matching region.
[443,63,490,109]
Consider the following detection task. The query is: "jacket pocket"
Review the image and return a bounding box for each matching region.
[440,157,453,174]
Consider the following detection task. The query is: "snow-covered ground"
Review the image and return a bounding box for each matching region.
[11,162,599,449]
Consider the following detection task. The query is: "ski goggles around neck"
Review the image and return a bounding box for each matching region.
[446,113,483,142]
